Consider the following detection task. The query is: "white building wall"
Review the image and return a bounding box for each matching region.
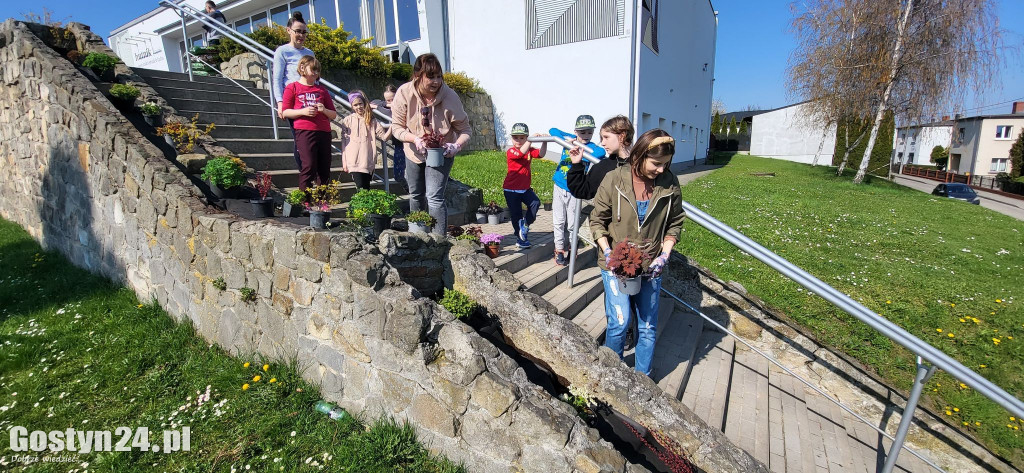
[893,125,952,166]
[750,102,837,164]
[635,0,716,164]
[447,0,633,150]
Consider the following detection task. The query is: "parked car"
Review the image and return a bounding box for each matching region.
[931,183,981,205]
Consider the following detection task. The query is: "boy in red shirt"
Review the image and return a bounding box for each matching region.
[281,56,338,190]
[503,123,548,248]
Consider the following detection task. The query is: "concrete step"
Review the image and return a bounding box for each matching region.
[139,74,267,95]
[165,97,272,116]
[176,109,276,127]
[208,124,291,140]
[221,139,304,156]
[539,265,605,319]
[275,176,407,203]
[266,167,404,191]
[572,295,608,341]
[681,331,736,432]
[514,246,597,297]
[135,67,257,88]
[495,234,555,273]
[652,308,705,400]
[155,86,270,106]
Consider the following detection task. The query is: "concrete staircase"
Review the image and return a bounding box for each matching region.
[480,214,939,473]
[134,68,405,206]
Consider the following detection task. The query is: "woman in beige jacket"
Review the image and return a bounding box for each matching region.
[390,53,472,235]
[340,90,388,190]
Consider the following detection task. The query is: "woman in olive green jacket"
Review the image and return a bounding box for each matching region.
[586,129,686,376]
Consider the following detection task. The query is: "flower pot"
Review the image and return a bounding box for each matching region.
[207,180,237,199]
[143,114,164,127]
[500,210,510,223]
[249,198,274,218]
[425,148,445,168]
[475,212,487,224]
[368,213,392,238]
[484,243,500,258]
[309,210,330,229]
[486,214,500,225]
[282,201,303,218]
[543,202,552,211]
[408,221,431,234]
[617,276,642,296]
[96,68,115,82]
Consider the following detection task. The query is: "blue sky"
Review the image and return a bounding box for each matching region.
[1,1,1021,118]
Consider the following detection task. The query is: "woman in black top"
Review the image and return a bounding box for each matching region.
[565,115,635,199]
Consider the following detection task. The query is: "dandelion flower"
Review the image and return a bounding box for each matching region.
[980,364,987,368]
[137,304,143,308]
[263,364,269,372]
[948,333,955,338]
[993,338,1001,345]
[953,407,960,412]
[963,422,969,426]
[936,328,943,333]
[951,303,956,307]
[243,362,250,368]
[1012,417,1016,421]
[959,318,966,323]
[886,300,892,304]
[996,299,1002,303]
[960,383,968,389]
[945,410,952,416]
[976,421,981,426]
[269,378,277,383]
[242,384,249,390]
[253,375,261,382]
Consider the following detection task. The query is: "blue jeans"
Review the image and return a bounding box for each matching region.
[601,270,661,376]
[391,140,406,182]
[503,189,540,239]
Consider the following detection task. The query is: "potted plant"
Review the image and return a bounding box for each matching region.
[140,102,163,127]
[607,238,652,296]
[249,172,274,218]
[305,181,341,229]
[349,189,400,238]
[543,201,553,211]
[406,210,436,234]
[480,233,503,258]
[283,189,307,217]
[200,156,246,199]
[108,83,140,108]
[475,206,488,224]
[421,106,446,168]
[81,52,118,81]
[483,201,503,225]
[453,225,481,244]
[156,114,216,153]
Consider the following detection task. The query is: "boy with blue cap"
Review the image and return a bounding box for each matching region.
[549,115,606,265]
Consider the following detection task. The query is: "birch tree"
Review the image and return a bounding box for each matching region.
[788,0,1003,183]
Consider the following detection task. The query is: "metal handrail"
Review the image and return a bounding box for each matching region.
[563,149,1023,471]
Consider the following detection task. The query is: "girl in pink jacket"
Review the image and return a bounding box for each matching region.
[340,90,388,190]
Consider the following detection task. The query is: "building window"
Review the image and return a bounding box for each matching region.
[235,17,251,34]
[312,0,337,28]
[996,125,1012,139]
[991,158,1008,173]
[641,0,659,53]
[525,0,624,50]
[271,5,289,26]
[381,0,397,45]
[290,1,311,26]
[190,34,204,47]
[251,12,268,30]
[897,152,904,159]
[339,0,361,35]
[957,127,965,142]
[397,0,420,42]
[908,152,915,162]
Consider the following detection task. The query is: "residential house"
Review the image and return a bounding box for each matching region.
[947,102,1024,176]
[892,120,953,167]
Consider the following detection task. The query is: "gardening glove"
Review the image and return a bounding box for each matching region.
[649,251,670,278]
[603,248,613,268]
[414,137,427,153]
[443,142,461,158]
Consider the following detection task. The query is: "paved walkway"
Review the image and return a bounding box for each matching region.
[893,174,1024,221]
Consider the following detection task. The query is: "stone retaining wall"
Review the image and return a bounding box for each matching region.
[0,19,632,472]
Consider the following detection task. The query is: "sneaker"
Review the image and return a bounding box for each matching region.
[516,238,532,249]
[518,218,529,242]
[554,251,566,266]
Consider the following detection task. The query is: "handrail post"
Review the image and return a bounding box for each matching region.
[881,357,936,473]
[382,141,390,194]
[266,59,279,140]
[567,197,583,287]
[178,12,193,82]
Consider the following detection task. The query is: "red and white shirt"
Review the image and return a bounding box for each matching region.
[503,146,541,191]
[282,82,336,132]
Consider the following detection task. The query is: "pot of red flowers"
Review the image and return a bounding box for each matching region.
[607,238,651,295]
[480,232,503,258]
[249,172,274,218]
[483,201,503,225]
[421,106,446,167]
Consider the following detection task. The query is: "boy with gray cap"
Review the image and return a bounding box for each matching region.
[503,123,547,248]
[549,115,606,265]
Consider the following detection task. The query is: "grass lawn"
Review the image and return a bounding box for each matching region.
[451,150,557,206]
[675,155,1024,463]
[0,218,463,472]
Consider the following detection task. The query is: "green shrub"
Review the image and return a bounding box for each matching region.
[239,287,256,302]
[443,71,484,95]
[201,156,247,188]
[212,277,227,291]
[286,189,308,205]
[406,210,435,225]
[349,189,399,221]
[390,63,413,81]
[109,84,140,102]
[439,289,478,320]
[82,52,118,74]
[139,102,161,116]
